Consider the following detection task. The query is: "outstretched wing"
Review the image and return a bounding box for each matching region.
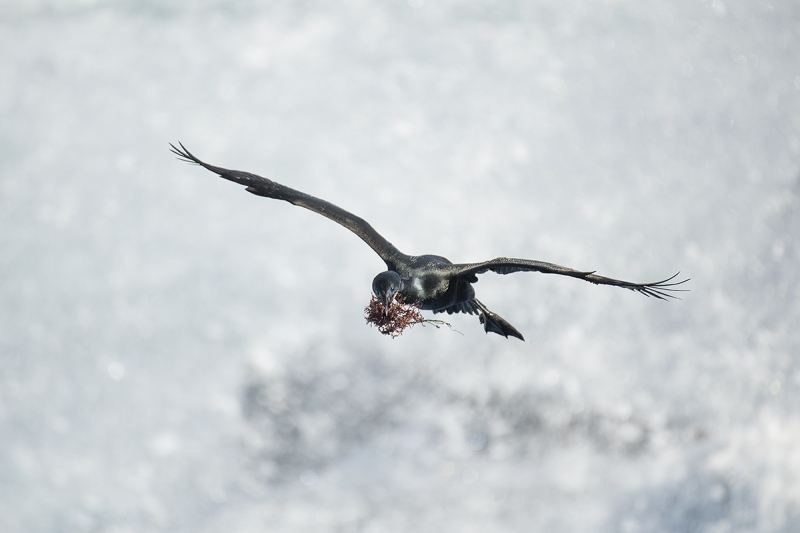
[170,143,407,269]
[444,257,689,300]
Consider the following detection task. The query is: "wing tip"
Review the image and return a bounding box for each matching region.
[169,141,202,166]
[634,271,690,301]
[169,142,233,182]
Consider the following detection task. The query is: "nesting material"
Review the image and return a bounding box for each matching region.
[365,295,451,338]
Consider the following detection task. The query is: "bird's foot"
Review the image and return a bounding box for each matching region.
[479,310,525,341]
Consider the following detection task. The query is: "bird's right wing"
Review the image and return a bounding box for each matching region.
[443,257,689,300]
[170,143,407,269]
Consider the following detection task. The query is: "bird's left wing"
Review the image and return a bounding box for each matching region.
[170,143,407,269]
[443,257,689,300]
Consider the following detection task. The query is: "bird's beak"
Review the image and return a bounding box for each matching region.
[382,293,395,315]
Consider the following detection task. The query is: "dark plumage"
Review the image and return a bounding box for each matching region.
[171,143,689,341]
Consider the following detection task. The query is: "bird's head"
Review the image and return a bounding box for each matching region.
[372,271,403,311]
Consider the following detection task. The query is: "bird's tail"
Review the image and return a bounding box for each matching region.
[473,299,525,341]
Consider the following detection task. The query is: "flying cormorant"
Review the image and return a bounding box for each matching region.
[171,143,688,341]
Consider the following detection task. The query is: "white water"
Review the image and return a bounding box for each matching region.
[1,1,799,531]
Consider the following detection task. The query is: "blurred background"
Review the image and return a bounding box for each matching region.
[1,0,799,531]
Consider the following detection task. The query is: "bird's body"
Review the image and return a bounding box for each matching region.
[171,143,687,340]
[395,255,458,305]
[382,255,481,316]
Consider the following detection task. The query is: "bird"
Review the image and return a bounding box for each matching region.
[170,143,688,341]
